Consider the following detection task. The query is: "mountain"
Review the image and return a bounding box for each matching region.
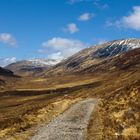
[0,67,15,77]
[0,67,18,90]
[34,40,140,139]
[0,39,140,139]
[42,38,140,76]
[6,59,60,76]
[82,47,140,73]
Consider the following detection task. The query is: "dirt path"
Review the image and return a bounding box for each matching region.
[31,98,97,140]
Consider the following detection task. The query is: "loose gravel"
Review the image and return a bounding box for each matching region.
[31,98,97,140]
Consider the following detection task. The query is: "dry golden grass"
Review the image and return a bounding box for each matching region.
[0,70,139,139]
[0,48,140,139]
[1,73,90,139]
[98,83,140,140]
[1,98,81,140]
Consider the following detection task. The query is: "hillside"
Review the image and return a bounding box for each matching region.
[0,39,139,139]
[0,67,19,91]
[0,67,14,76]
[42,39,140,76]
[6,59,59,76]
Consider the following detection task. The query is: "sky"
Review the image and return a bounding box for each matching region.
[0,0,140,66]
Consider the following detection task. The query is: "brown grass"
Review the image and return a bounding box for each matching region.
[0,86,84,139]
[1,69,139,139]
[0,49,140,139]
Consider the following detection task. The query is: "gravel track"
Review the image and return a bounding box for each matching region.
[31,98,97,140]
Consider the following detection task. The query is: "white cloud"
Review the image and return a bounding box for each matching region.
[97,39,107,45]
[0,57,16,67]
[122,6,140,30]
[63,23,79,34]
[68,0,91,4]
[107,6,140,31]
[68,0,82,4]
[93,38,108,45]
[106,20,121,29]
[93,1,109,9]
[0,33,17,46]
[68,0,109,9]
[48,52,64,60]
[78,13,94,21]
[41,37,88,60]
[105,20,114,27]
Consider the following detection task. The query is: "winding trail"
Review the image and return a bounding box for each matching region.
[31,98,97,140]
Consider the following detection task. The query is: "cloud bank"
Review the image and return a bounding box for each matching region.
[0,33,17,46]
[107,6,140,31]
[78,13,94,21]
[41,37,88,60]
[63,23,79,34]
[122,6,140,30]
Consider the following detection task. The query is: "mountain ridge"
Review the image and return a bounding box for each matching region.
[5,59,59,76]
[41,38,140,76]
[0,67,15,77]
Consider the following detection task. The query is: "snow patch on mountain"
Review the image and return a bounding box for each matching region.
[27,59,60,67]
[94,39,140,58]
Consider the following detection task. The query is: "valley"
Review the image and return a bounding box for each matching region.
[0,39,140,140]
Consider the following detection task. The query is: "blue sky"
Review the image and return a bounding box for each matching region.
[0,0,140,66]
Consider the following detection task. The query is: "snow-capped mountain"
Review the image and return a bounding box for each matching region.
[26,58,60,67]
[5,59,60,76]
[6,59,60,68]
[42,38,140,76]
[93,39,140,58]
[5,39,140,76]
[67,38,140,62]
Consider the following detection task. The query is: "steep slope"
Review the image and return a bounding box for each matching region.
[42,38,140,76]
[0,67,14,77]
[0,67,18,91]
[6,59,59,76]
[82,47,140,73]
